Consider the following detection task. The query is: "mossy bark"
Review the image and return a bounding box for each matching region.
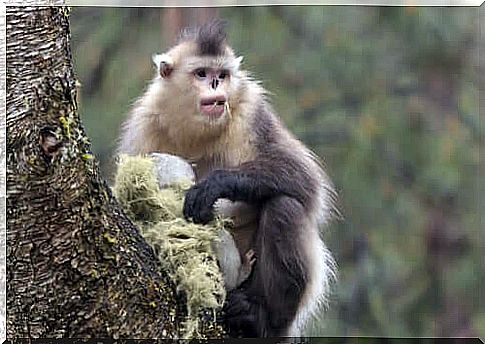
[6,7,225,339]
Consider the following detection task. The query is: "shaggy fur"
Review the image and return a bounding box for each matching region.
[118,21,337,337]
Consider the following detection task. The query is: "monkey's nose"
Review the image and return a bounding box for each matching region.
[210,78,219,90]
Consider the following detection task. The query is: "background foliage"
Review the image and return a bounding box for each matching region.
[70,6,484,337]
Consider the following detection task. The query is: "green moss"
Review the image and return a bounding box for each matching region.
[59,115,71,138]
[113,154,227,338]
[82,153,94,160]
[103,232,117,244]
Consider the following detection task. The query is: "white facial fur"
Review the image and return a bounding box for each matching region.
[151,47,245,134]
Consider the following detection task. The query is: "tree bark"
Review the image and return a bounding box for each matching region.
[6,7,224,339]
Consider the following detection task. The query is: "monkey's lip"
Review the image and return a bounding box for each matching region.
[200,96,226,117]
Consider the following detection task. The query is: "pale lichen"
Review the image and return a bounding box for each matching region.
[113,155,227,338]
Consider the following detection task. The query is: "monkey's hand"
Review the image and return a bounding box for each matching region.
[223,289,259,337]
[237,249,256,286]
[183,170,232,224]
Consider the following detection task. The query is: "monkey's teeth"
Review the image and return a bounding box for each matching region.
[200,99,227,117]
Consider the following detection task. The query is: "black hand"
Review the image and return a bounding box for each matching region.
[223,289,260,337]
[183,170,230,224]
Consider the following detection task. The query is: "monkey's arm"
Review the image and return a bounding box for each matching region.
[184,154,322,336]
[183,155,316,224]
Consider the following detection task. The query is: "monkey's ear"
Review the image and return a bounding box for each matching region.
[234,56,244,69]
[152,53,174,78]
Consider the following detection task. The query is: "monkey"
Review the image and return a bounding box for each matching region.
[118,20,337,337]
[149,152,256,291]
[212,229,256,291]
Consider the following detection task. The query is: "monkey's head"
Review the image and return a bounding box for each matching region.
[152,20,245,134]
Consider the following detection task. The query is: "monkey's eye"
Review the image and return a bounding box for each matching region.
[219,70,228,79]
[195,69,207,79]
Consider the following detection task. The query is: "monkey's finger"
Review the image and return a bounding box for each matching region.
[245,249,255,260]
[190,183,218,224]
[189,204,213,224]
[183,185,200,220]
[189,190,208,223]
[248,256,257,267]
[194,203,215,224]
[190,190,205,222]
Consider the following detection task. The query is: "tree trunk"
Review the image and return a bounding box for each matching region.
[161,7,218,44]
[6,7,224,339]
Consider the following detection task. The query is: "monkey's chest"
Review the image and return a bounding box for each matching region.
[192,157,221,181]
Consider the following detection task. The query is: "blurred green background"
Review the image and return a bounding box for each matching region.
[70,6,484,338]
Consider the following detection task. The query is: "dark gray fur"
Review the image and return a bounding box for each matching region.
[221,103,318,337]
[182,100,333,337]
[179,19,228,56]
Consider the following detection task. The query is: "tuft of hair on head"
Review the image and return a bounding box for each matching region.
[180,19,228,56]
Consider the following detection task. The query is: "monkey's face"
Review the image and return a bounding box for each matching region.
[153,46,243,131]
[191,66,231,124]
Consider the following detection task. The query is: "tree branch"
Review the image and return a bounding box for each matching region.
[6,7,224,339]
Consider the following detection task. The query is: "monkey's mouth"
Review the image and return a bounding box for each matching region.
[200,96,227,117]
